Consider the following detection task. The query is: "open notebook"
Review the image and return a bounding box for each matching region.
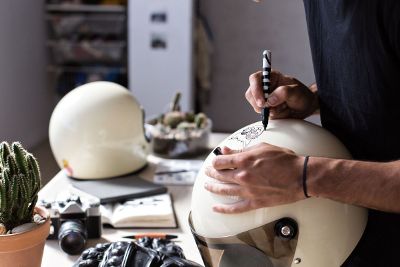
[100,193,177,228]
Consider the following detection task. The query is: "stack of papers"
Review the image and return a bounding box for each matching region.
[153,159,203,185]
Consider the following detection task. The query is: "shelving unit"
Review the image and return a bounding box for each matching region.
[46,4,126,13]
[45,2,128,96]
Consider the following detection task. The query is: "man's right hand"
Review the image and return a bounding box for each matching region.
[245,70,319,119]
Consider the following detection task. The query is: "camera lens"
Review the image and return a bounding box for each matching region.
[58,220,88,255]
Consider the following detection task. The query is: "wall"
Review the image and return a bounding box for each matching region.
[129,0,194,118]
[0,0,53,148]
[200,0,315,132]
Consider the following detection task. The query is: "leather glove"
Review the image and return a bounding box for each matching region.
[74,239,202,267]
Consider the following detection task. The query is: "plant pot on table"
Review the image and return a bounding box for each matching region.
[148,119,212,159]
[0,206,50,267]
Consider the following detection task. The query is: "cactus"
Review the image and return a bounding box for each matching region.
[195,113,208,128]
[0,142,41,231]
[170,92,182,112]
[184,112,195,123]
[177,121,196,130]
[163,111,185,129]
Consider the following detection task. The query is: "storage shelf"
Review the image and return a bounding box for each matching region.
[47,65,127,74]
[46,2,128,95]
[46,4,126,13]
[47,41,126,64]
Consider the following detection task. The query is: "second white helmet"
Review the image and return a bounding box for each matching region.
[49,81,150,179]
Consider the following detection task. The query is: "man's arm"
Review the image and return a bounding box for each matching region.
[308,157,400,213]
[205,144,400,214]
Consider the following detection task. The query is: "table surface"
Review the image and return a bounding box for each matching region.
[39,133,228,267]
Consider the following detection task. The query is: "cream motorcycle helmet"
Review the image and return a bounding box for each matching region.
[49,81,149,179]
[190,119,368,267]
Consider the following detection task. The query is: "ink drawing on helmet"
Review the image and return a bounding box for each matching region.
[228,123,265,149]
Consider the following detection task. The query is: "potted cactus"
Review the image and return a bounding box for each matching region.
[0,142,50,267]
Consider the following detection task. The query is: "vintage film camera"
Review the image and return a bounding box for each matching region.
[41,191,102,255]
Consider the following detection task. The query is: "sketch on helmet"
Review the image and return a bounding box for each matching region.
[228,125,264,149]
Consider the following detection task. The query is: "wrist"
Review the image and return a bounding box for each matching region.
[293,155,308,200]
[302,156,311,198]
[304,156,322,198]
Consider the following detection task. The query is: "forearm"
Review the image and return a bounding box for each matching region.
[307,157,400,213]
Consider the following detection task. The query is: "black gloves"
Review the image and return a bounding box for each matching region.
[74,238,203,267]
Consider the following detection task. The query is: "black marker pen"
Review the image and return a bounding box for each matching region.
[262,50,271,131]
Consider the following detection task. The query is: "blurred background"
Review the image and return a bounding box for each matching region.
[0,0,314,183]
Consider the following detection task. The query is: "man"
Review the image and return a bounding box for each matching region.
[204,1,400,266]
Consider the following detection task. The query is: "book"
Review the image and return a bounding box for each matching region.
[100,193,177,228]
[69,174,167,204]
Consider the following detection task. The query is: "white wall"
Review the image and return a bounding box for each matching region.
[200,0,315,132]
[0,0,54,148]
[129,0,194,118]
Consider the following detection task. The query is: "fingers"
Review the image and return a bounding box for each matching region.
[270,104,291,119]
[204,182,243,197]
[211,153,242,170]
[248,72,265,108]
[266,84,307,119]
[204,177,271,197]
[246,70,294,113]
[246,70,292,111]
[205,167,237,183]
[220,146,238,154]
[212,199,253,214]
[266,85,293,107]
[269,69,283,88]
[245,88,262,113]
[212,143,271,170]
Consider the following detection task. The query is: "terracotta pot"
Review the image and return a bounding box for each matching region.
[0,206,50,267]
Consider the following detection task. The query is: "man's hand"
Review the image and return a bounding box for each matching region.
[245,70,319,119]
[204,144,305,214]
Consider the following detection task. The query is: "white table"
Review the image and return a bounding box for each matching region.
[39,133,228,267]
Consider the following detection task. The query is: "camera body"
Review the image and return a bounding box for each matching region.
[45,195,102,240]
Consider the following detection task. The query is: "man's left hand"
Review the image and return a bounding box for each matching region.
[204,144,306,214]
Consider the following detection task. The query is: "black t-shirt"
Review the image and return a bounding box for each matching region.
[303,1,400,266]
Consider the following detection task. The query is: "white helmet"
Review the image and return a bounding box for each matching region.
[49,81,150,179]
[190,119,367,267]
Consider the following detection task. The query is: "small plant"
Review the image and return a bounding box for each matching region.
[148,92,211,158]
[0,142,41,232]
[149,92,209,130]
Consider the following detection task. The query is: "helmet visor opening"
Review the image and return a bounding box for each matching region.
[189,213,298,267]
